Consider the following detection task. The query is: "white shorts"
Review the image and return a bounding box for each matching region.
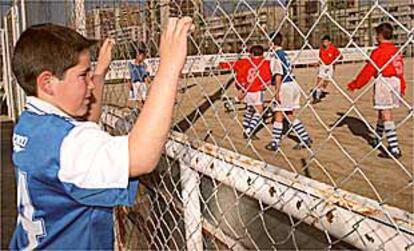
[129,82,147,101]
[373,76,401,110]
[318,64,334,80]
[273,81,301,111]
[244,91,264,106]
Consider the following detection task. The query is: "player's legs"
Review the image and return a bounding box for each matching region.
[380,109,401,158]
[266,111,285,151]
[127,83,138,109]
[289,110,312,150]
[313,65,332,103]
[244,91,264,138]
[371,112,384,148]
[312,77,325,103]
[136,82,147,110]
[321,79,329,92]
[373,77,401,158]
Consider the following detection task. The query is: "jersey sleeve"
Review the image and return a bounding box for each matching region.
[348,49,379,90]
[334,46,341,60]
[270,57,283,76]
[58,122,138,207]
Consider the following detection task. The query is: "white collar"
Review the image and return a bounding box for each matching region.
[25,96,73,119]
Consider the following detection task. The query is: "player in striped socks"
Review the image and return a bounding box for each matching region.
[347,23,405,158]
[266,32,312,151]
[233,45,272,138]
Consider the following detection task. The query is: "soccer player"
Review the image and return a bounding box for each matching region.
[127,45,150,110]
[347,22,405,158]
[9,17,193,249]
[266,32,312,151]
[233,45,272,138]
[312,35,341,103]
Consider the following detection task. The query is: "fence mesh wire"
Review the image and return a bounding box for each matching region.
[2,0,413,250]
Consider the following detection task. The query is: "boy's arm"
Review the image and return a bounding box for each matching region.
[88,39,115,122]
[274,75,282,102]
[128,17,193,177]
[335,47,343,62]
[270,57,283,96]
[347,50,378,91]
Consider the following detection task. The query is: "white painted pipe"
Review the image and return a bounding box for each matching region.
[166,133,413,250]
[180,161,203,251]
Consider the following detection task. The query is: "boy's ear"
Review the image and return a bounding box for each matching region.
[36,71,56,96]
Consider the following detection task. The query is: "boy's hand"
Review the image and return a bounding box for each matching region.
[347,80,357,93]
[237,90,246,101]
[158,17,193,76]
[275,89,281,103]
[95,38,115,76]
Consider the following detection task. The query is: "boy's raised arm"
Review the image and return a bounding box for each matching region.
[128,17,193,177]
[88,38,115,122]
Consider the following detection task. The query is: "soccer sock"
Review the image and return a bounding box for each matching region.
[315,88,322,99]
[384,121,400,153]
[292,119,310,143]
[248,113,261,134]
[272,122,283,146]
[243,107,253,131]
[375,121,384,139]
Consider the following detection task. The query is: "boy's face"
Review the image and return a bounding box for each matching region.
[376,32,383,43]
[53,50,94,117]
[322,39,330,48]
[136,52,145,63]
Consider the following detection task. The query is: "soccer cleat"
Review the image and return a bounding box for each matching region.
[311,91,321,104]
[223,99,236,112]
[265,142,279,152]
[293,139,312,150]
[378,147,402,159]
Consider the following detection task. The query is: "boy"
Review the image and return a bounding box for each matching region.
[347,22,405,158]
[266,32,312,151]
[312,35,341,103]
[127,45,150,109]
[233,45,272,138]
[10,17,193,249]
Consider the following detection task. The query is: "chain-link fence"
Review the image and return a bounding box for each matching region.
[2,0,413,250]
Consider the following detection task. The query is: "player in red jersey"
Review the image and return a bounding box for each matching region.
[312,35,342,103]
[233,45,272,138]
[347,23,406,158]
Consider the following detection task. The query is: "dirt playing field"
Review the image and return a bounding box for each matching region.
[103,58,413,213]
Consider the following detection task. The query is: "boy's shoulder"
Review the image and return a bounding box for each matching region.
[15,110,75,137]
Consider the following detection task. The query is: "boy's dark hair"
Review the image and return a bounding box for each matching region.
[249,45,264,56]
[321,35,331,41]
[136,42,147,56]
[269,32,283,46]
[12,23,96,96]
[375,22,393,40]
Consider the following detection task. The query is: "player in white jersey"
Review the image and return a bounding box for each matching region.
[266,32,312,152]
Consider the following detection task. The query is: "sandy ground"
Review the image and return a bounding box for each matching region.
[103,58,413,214]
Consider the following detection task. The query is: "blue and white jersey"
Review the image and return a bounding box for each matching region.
[271,47,295,84]
[10,97,139,250]
[128,61,149,83]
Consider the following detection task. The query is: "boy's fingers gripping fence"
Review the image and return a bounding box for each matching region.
[3,0,413,250]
